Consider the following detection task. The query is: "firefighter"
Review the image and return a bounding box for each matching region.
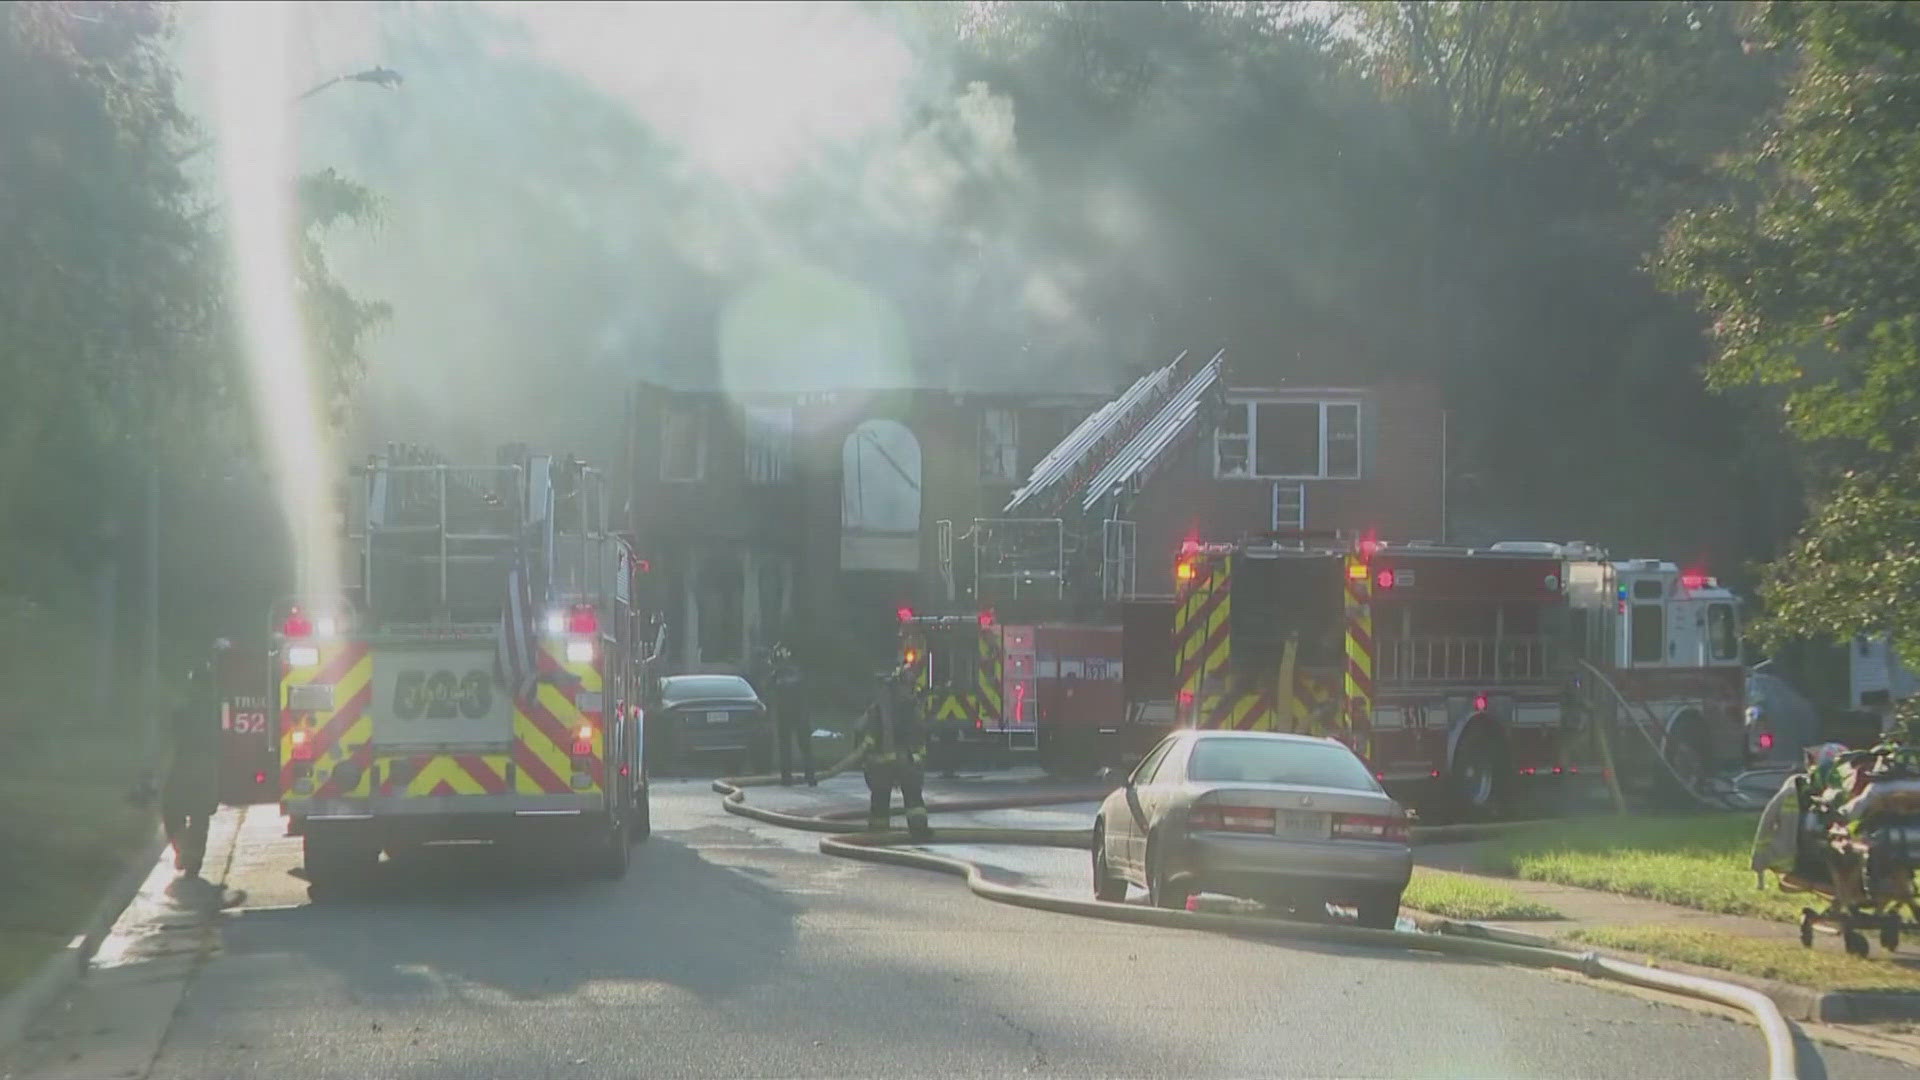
[162,652,223,879]
[861,664,932,840]
[768,644,815,786]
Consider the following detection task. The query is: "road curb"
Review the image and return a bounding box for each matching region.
[0,823,164,1057]
[1402,908,1920,1023]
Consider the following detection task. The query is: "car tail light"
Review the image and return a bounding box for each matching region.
[1332,812,1409,843]
[1188,805,1276,834]
[290,729,315,761]
[573,725,594,757]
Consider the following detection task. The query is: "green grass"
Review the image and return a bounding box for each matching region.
[1569,925,1920,993]
[1401,867,1563,921]
[1480,813,1808,923]
[0,596,159,999]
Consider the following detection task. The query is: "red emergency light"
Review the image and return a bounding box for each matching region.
[1375,569,1396,590]
[1474,694,1489,713]
[1680,572,1709,590]
[896,606,914,623]
[567,605,599,635]
[572,724,594,757]
[636,559,651,574]
[978,610,995,629]
[282,608,312,639]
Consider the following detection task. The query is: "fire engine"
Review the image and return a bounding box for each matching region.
[271,444,661,886]
[215,639,275,806]
[903,349,1227,776]
[1137,531,1749,817]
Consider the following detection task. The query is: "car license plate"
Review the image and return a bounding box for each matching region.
[706,711,732,724]
[1276,811,1326,839]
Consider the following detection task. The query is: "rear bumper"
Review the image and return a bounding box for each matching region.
[287,793,603,832]
[1179,833,1411,900]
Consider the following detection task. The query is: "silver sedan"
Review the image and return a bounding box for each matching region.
[1092,730,1413,927]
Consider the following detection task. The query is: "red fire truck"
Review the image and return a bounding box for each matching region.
[1136,532,1749,817]
[896,608,1123,776]
[215,639,275,806]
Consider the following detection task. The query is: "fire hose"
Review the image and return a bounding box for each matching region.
[712,773,1800,1080]
[1575,659,1751,813]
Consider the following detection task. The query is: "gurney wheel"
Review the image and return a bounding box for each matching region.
[1845,929,1871,958]
[1800,911,1816,948]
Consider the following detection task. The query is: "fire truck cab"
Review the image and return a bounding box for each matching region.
[1560,550,1748,794]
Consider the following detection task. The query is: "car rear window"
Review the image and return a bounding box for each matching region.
[1187,738,1380,792]
[662,676,756,703]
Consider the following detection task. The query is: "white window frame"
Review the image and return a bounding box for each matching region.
[661,408,707,483]
[1213,398,1362,480]
[979,407,1019,483]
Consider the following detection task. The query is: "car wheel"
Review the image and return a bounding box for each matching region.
[1146,836,1190,911]
[1091,824,1126,902]
[1355,888,1402,931]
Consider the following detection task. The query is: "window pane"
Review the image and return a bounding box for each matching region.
[1216,434,1250,477]
[1630,604,1665,664]
[745,406,793,485]
[1188,737,1381,792]
[662,411,703,481]
[1325,403,1360,478]
[1254,403,1320,477]
[1708,604,1738,662]
[1219,402,1250,436]
[980,409,1018,482]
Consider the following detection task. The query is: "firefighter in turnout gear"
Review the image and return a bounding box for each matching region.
[768,644,815,787]
[862,665,932,839]
[163,654,223,878]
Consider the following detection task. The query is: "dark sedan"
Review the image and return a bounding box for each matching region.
[650,674,770,774]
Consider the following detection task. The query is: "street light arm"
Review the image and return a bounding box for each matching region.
[176,66,403,163]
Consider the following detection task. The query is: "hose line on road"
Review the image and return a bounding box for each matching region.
[713,775,1799,1080]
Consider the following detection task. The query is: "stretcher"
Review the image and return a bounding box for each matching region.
[1778,768,1920,957]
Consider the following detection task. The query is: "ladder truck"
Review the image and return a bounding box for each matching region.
[905,349,1226,776]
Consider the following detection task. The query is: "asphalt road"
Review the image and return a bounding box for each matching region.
[5,776,1916,1080]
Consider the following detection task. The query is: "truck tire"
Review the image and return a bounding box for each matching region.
[1657,715,1711,810]
[1449,722,1508,820]
[1041,728,1099,779]
[592,812,630,880]
[304,833,376,893]
[630,772,651,843]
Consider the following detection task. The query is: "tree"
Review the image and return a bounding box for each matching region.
[1659,1,1920,659]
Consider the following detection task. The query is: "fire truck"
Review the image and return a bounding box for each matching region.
[894,607,1126,776]
[1137,532,1749,817]
[902,350,1228,776]
[271,445,660,886]
[215,639,275,806]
